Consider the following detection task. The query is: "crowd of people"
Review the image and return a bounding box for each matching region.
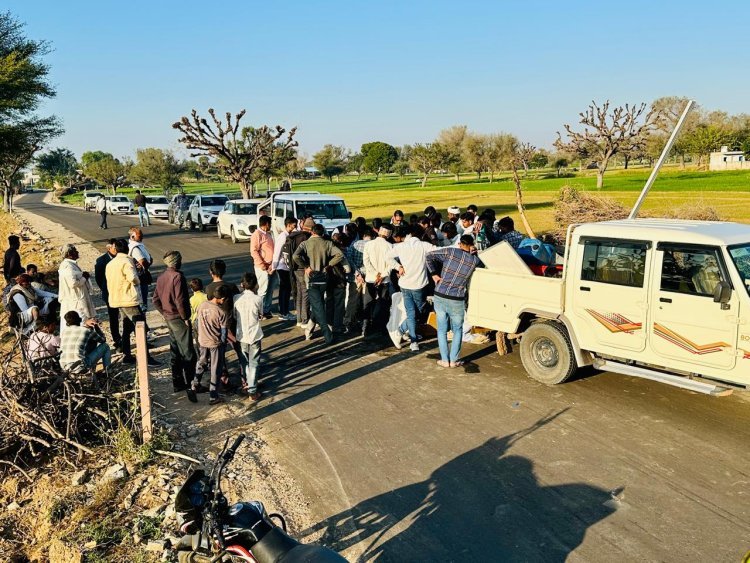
[1,203,528,406]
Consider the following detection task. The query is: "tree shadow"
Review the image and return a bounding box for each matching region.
[301,410,617,562]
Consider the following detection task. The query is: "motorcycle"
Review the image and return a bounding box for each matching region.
[173,434,346,562]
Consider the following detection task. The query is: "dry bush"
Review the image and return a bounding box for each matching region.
[551,185,629,241]
[644,202,723,221]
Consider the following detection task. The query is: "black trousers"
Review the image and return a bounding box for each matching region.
[119,306,144,358]
[308,282,333,343]
[326,283,346,332]
[100,211,108,228]
[277,270,292,315]
[106,305,121,347]
[165,318,196,389]
[293,270,310,324]
[364,283,391,333]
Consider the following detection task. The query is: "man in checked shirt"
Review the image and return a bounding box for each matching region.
[426,234,480,368]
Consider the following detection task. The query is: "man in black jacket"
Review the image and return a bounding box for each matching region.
[94,239,122,350]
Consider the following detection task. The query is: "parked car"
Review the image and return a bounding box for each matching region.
[145,195,170,220]
[105,195,133,215]
[167,193,196,223]
[188,194,229,231]
[256,192,350,235]
[217,199,262,243]
[83,191,104,211]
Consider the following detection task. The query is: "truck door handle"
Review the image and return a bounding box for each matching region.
[659,297,672,303]
[580,286,591,292]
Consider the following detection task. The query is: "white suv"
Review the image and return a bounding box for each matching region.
[188,194,228,231]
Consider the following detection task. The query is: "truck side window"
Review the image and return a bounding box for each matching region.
[581,240,647,287]
[274,202,285,218]
[285,201,294,218]
[660,246,723,297]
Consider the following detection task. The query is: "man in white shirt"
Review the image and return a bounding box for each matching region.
[388,225,436,351]
[58,244,96,336]
[362,225,393,337]
[233,272,264,401]
[271,216,297,321]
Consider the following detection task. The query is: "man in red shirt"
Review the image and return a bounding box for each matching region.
[250,215,277,319]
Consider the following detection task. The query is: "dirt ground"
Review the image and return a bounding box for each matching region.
[3,194,321,560]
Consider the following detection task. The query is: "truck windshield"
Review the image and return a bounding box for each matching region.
[728,244,750,295]
[296,201,348,220]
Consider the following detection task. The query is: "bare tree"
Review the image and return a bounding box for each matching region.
[515,142,537,176]
[555,101,656,188]
[509,146,537,239]
[173,109,297,198]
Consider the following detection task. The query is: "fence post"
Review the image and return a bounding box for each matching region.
[135,320,152,443]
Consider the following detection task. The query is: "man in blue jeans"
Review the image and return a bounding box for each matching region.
[134,190,150,227]
[388,224,436,351]
[426,235,480,368]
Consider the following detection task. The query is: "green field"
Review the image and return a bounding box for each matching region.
[61,166,750,234]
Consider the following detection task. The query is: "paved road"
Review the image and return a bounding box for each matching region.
[20,192,750,562]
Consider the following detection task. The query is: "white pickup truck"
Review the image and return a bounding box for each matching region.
[467,219,750,395]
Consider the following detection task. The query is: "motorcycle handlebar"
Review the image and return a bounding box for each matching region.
[227,433,246,457]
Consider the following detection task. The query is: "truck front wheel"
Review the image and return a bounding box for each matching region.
[520,321,577,385]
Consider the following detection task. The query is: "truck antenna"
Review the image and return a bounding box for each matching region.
[628,99,695,220]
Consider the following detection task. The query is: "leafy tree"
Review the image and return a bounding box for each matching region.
[347,152,365,180]
[486,133,517,182]
[81,150,112,169]
[0,12,62,210]
[555,100,656,188]
[84,154,131,194]
[35,147,78,189]
[182,159,200,181]
[529,149,549,169]
[173,108,297,198]
[313,144,349,183]
[392,145,413,177]
[409,143,446,187]
[462,133,491,180]
[550,152,571,177]
[437,125,467,181]
[684,124,730,169]
[130,147,185,195]
[650,96,699,168]
[361,141,398,180]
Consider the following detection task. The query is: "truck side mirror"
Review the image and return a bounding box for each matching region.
[713,280,732,304]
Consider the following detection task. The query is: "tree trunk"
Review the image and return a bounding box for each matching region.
[476,171,481,180]
[2,184,11,212]
[680,153,686,169]
[511,168,536,240]
[556,166,562,177]
[489,170,494,183]
[624,154,630,169]
[454,172,460,182]
[522,162,529,177]
[596,170,604,189]
[421,174,427,188]
[239,178,253,199]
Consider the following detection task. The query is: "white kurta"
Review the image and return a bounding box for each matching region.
[58,258,96,331]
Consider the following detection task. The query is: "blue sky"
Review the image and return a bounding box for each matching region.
[6,0,750,160]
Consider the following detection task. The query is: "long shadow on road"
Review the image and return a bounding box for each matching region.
[300,411,616,562]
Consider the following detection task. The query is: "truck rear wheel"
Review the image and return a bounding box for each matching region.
[520,321,577,385]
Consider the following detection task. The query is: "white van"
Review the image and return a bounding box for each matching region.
[257,192,350,235]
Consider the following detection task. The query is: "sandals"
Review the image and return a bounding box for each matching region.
[450,360,465,368]
[437,360,450,368]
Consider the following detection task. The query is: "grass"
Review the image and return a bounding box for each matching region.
[56,165,750,233]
